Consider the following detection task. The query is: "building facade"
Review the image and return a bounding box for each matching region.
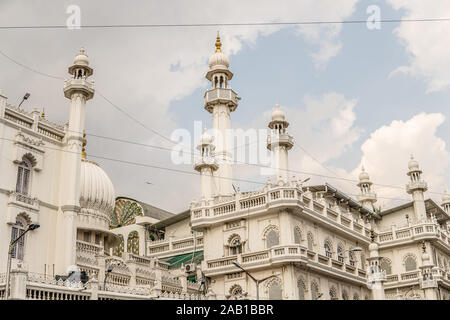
[0,36,449,300]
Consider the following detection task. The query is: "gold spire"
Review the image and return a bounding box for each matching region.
[82,132,87,159]
[41,108,45,118]
[215,31,222,53]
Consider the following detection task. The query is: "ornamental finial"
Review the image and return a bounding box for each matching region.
[41,108,45,118]
[215,31,222,53]
[82,132,87,159]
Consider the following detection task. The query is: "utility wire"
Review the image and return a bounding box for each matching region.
[1,18,450,30]
[0,137,418,202]
[0,48,447,199]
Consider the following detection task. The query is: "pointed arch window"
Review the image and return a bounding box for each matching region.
[404,255,417,272]
[294,227,302,245]
[268,279,282,300]
[127,231,139,255]
[11,216,27,260]
[266,229,279,249]
[337,245,344,263]
[297,279,306,300]
[380,258,392,275]
[16,158,32,195]
[228,234,242,255]
[324,240,333,258]
[307,232,314,251]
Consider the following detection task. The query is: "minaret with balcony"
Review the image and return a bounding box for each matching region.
[204,33,238,196]
[356,166,377,209]
[419,241,438,299]
[366,232,386,300]
[406,155,428,222]
[56,48,94,274]
[194,128,219,200]
[267,104,294,184]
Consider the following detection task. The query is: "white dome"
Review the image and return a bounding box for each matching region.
[200,128,214,145]
[80,159,115,214]
[74,47,89,66]
[271,104,285,121]
[359,167,370,182]
[408,155,420,171]
[209,51,229,69]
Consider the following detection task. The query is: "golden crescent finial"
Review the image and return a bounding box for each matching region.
[215,31,222,53]
[82,132,87,159]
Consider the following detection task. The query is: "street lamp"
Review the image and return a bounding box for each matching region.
[232,261,280,300]
[5,223,40,300]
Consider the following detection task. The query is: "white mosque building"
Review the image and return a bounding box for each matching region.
[0,34,449,300]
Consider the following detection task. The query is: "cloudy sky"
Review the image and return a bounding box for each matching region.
[1,0,449,213]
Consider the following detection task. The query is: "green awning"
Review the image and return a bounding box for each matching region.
[164,251,203,269]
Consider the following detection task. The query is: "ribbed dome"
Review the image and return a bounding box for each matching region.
[408,155,420,171]
[74,47,89,66]
[80,159,115,213]
[359,167,370,182]
[271,104,285,121]
[209,51,230,69]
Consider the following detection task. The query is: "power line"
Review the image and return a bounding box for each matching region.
[1,18,450,30]
[0,47,447,199]
[0,136,412,202]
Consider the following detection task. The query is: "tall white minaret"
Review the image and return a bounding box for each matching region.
[406,155,428,222]
[194,128,219,200]
[367,232,386,300]
[356,166,377,209]
[56,48,94,274]
[267,104,294,183]
[205,33,238,196]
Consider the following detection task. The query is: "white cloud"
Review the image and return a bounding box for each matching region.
[0,0,359,212]
[351,113,450,208]
[387,0,450,92]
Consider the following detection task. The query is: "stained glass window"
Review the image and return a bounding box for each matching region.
[113,234,124,257]
[127,231,139,255]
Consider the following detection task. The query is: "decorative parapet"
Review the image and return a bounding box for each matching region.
[3,105,65,142]
[147,234,204,257]
[191,184,372,242]
[377,221,450,249]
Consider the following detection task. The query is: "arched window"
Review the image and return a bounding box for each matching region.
[127,231,139,255]
[297,279,306,300]
[268,279,282,300]
[113,234,124,257]
[11,216,27,260]
[380,258,392,275]
[353,293,360,300]
[264,227,279,249]
[349,251,355,266]
[404,254,417,272]
[228,234,242,255]
[294,227,302,244]
[329,286,338,300]
[324,240,333,258]
[337,245,344,263]
[307,232,314,251]
[342,290,349,300]
[16,158,32,195]
[310,281,319,300]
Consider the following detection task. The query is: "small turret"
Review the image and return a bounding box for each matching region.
[406,155,428,222]
[267,104,294,184]
[194,128,219,200]
[356,166,377,209]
